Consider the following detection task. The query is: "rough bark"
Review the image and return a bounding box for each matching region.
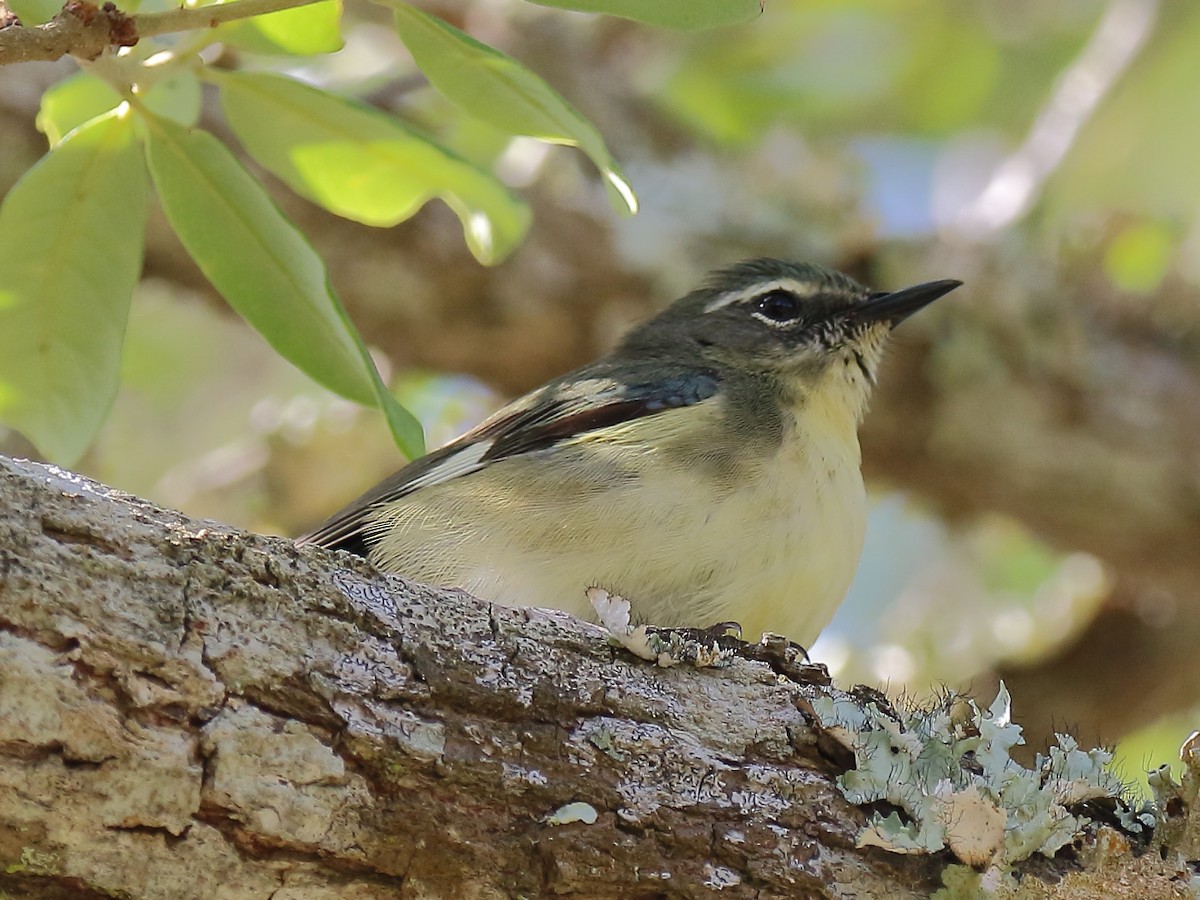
[1,455,1197,899]
[0,1,131,67]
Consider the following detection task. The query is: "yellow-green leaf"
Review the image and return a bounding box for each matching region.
[527,0,761,30]
[1103,221,1175,295]
[215,70,529,264]
[387,1,636,215]
[141,112,424,457]
[218,0,343,55]
[0,108,147,463]
[36,72,122,146]
[140,70,203,127]
[8,0,60,26]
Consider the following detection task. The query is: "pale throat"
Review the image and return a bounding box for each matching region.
[783,369,870,468]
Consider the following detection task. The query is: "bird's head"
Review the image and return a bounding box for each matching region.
[620,258,961,423]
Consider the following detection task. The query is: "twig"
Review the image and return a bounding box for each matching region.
[0,0,327,66]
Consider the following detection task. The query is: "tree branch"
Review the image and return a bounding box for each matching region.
[0,454,1196,897]
[0,0,326,66]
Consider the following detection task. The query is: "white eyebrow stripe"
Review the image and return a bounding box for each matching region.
[702,278,818,314]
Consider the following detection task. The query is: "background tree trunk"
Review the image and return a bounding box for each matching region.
[1,455,1195,898]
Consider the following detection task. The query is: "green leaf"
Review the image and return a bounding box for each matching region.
[141,70,203,127]
[140,112,424,457]
[0,108,147,463]
[527,0,761,30]
[36,72,123,146]
[8,0,60,26]
[215,71,529,264]
[218,0,343,55]
[1102,221,1175,295]
[115,0,175,14]
[387,1,637,215]
[35,67,198,148]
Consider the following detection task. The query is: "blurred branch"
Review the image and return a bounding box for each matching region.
[948,0,1159,238]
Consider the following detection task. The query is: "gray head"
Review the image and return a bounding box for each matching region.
[619,258,960,419]
[614,260,960,427]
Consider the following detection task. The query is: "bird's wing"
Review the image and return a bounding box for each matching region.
[298,367,721,555]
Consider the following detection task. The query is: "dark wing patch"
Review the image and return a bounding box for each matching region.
[481,373,719,461]
[298,369,720,555]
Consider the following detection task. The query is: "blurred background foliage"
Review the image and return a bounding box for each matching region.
[2,0,1197,794]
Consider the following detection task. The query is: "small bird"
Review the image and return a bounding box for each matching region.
[301,260,960,647]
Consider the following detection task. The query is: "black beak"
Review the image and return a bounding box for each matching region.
[853,278,962,327]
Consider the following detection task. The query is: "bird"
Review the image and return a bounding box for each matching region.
[300,259,961,647]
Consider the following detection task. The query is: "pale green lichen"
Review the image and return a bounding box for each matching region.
[587,725,628,761]
[1148,733,1200,865]
[589,589,736,668]
[932,863,995,899]
[811,683,1150,871]
[4,847,59,876]
[545,801,598,826]
[702,863,742,889]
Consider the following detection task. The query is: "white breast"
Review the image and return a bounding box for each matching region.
[705,414,867,645]
[370,397,868,648]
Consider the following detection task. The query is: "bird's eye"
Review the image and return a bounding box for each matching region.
[752,289,802,325]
